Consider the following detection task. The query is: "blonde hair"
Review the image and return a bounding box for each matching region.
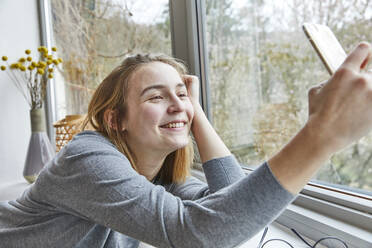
[81,54,194,184]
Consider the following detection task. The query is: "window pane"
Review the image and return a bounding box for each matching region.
[50,0,171,119]
[205,0,372,194]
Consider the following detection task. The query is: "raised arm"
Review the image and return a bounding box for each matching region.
[183,75,232,163]
[183,75,245,193]
[269,42,372,194]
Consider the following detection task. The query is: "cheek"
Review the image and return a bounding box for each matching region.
[141,106,163,126]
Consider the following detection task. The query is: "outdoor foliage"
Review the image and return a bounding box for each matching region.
[50,0,171,114]
[206,0,372,192]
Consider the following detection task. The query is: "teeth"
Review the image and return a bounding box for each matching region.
[164,122,184,128]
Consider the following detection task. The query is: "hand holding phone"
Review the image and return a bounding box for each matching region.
[303,23,347,75]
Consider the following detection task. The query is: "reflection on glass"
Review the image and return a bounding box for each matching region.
[205,0,372,193]
[50,0,171,120]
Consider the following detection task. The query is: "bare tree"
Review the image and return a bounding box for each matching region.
[51,0,171,114]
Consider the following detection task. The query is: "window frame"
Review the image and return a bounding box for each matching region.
[171,0,372,246]
[37,0,57,147]
[169,0,212,120]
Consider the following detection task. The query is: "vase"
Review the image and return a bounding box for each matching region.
[23,108,55,183]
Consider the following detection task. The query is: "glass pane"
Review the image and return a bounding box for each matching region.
[205,0,372,194]
[50,0,171,120]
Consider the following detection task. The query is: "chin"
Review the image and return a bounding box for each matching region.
[167,140,189,152]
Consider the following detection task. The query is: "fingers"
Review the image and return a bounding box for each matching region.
[182,75,200,103]
[341,42,372,72]
[182,75,200,90]
[182,75,190,81]
[182,75,192,86]
[182,74,198,83]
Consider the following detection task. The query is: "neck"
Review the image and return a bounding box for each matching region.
[136,158,165,181]
[131,148,169,181]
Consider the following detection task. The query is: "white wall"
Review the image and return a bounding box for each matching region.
[0,0,41,183]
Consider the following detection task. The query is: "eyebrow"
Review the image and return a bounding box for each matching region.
[140,83,186,96]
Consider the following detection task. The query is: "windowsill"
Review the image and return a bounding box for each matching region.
[278,203,372,248]
[0,180,30,201]
[239,221,313,247]
[191,168,372,248]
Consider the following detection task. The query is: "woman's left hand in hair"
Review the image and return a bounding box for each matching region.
[183,74,232,162]
[183,75,200,107]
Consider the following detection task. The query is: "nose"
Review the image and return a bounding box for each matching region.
[167,95,186,113]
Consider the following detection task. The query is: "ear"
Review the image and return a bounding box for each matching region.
[104,109,126,131]
[104,109,119,130]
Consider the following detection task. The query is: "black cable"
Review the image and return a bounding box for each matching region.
[313,236,349,248]
[257,227,268,248]
[261,238,295,248]
[290,228,313,247]
[257,227,349,248]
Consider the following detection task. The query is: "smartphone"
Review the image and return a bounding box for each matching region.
[303,23,347,75]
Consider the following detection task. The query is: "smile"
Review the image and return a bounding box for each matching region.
[160,121,186,129]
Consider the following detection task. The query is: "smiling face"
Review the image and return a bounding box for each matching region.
[122,62,194,156]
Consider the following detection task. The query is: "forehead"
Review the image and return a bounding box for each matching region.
[128,62,183,93]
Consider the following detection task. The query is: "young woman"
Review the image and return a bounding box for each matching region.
[0,43,372,248]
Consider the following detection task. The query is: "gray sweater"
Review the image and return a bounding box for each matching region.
[0,131,295,248]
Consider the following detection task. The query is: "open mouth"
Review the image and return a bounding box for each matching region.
[160,121,187,129]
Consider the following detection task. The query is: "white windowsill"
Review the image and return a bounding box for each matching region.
[278,203,372,248]
[191,168,372,248]
[0,180,30,201]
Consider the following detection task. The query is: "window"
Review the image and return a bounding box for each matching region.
[49,0,171,120]
[204,0,372,196]
[40,0,371,245]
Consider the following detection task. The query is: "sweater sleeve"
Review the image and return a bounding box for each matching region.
[169,155,246,200]
[32,132,295,248]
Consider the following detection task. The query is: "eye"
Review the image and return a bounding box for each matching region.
[178,92,188,98]
[149,95,163,101]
